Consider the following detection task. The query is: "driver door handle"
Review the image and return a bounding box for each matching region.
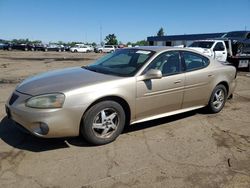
[174,80,182,84]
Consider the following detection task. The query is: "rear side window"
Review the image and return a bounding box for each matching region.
[213,42,225,51]
[182,51,209,71]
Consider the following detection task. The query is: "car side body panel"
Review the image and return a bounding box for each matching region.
[135,74,185,122]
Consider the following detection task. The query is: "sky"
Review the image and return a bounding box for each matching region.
[0,0,250,44]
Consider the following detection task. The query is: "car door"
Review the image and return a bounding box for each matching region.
[181,51,213,109]
[213,42,227,62]
[103,46,109,53]
[136,51,185,121]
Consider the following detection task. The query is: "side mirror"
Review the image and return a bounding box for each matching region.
[140,69,162,81]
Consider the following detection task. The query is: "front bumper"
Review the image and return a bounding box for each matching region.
[5,91,84,138]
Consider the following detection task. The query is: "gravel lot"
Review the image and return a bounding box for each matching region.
[0,51,250,188]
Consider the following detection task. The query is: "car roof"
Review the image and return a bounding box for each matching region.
[127,46,207,54]
[127,46,216,62]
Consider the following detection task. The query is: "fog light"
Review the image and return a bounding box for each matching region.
[39,122,49,135]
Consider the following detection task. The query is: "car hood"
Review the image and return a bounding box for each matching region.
[16,67,119,96]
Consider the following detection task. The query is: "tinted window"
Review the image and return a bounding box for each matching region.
[146,51,181,76]
[213,42,225,51]
[182,52,209,71]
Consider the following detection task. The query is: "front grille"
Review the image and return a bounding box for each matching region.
[9,93,19,105]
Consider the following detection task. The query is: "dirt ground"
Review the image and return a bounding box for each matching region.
[0,51,250,188]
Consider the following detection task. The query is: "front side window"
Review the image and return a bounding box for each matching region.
[182,51,209,71]
[85,49,155,77]
[145,51,181,76]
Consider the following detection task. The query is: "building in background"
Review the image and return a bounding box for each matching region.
[147,32,226,47]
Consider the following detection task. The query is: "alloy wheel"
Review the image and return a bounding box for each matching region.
[92,108,119,138]
[212,89,225,110]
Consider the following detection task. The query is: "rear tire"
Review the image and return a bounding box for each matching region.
[207,85,227,113]
[81,101,125,145]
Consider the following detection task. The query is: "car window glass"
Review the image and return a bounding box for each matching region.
[183,51,209,71]
[146,51,181,76]
[214,42,225,51]
[102,53,132,66]
[88,49,155,76]
[137,54,150,64]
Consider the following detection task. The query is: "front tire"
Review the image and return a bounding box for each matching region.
[81,101,126,145]
[207,85,227,113]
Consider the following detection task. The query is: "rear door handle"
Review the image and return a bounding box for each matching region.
[174,80,182,84]
[208,74,214,77]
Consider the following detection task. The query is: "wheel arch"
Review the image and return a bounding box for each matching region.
[80,95,131,133]
[216,81,229,95]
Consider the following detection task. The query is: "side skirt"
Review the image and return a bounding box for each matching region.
[130,105,205,125]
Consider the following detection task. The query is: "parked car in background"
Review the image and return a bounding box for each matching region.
[34,43,47,51]
[70,44,90,53]
[44,44,65,52]
[0,43,6,50]
[3,43,35,51]
[64,45,71,51]
[6,46,236,145]
[86,45,94,52]
[95,45,115,53]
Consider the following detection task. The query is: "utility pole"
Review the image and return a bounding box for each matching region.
[100,23,102,45]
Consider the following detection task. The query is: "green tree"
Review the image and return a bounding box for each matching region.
[105,34,118,45]
[157,27,165,36]
[126,42,132,46]
[12,38,30,44]
[134,40,148,46]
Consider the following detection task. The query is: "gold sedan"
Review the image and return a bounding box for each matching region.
[5,47,236,145]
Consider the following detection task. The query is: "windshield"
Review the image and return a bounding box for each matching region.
[84,49,155,77]
[189,41,214,49]
[223,31,246,38]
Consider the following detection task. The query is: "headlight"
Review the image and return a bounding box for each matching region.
[26,93,65,109]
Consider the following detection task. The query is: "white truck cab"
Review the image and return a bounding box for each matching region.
[189,40,227,62]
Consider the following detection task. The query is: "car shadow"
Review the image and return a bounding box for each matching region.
[0,109,200,152]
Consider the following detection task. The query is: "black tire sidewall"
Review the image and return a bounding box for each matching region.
[208,85,227,113]
[81,101,126,145]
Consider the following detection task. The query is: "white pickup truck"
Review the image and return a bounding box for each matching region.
[189,39,250,71]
